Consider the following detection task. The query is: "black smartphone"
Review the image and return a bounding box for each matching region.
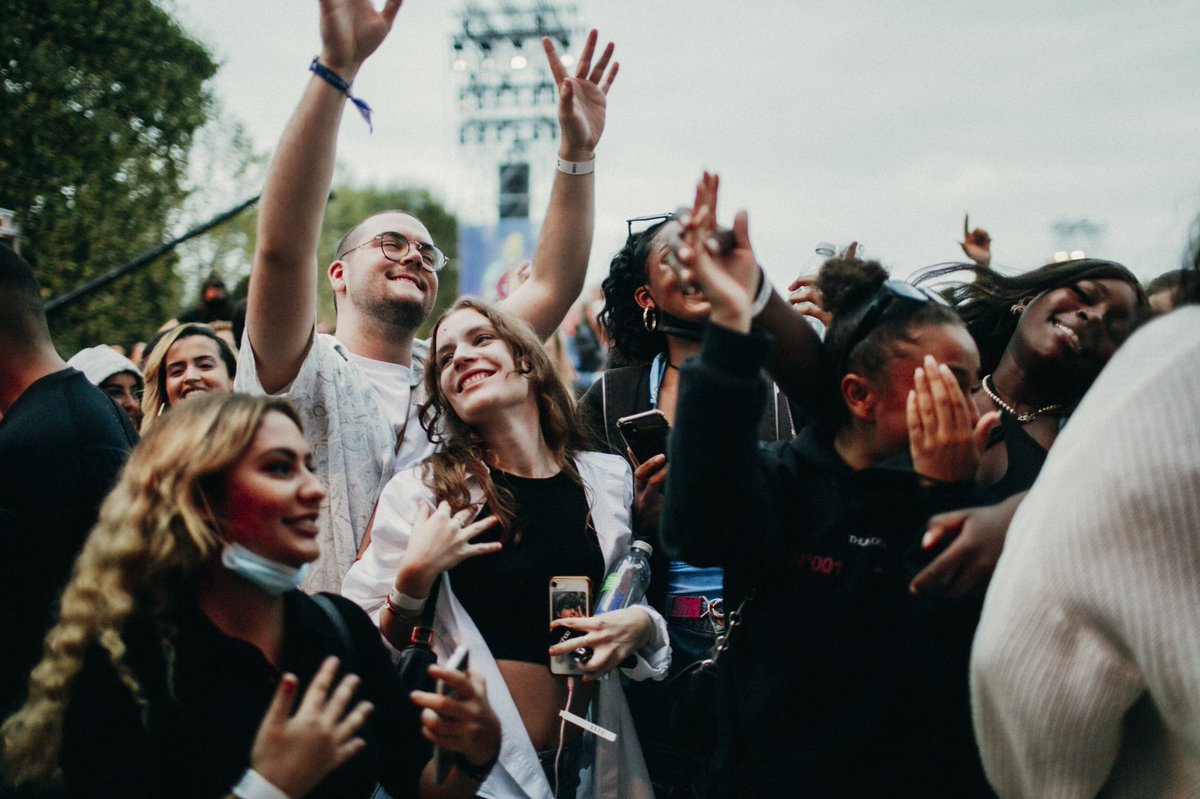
[616,409,670,466]
[433,645,470,784]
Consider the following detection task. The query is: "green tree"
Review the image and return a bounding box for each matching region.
[0,0,217,354]
[316,185,460,338]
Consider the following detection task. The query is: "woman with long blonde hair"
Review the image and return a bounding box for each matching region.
[2,393,499,798]
[343,297,669,799]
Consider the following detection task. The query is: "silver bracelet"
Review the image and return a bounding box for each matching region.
[232,769,292,799]
[749,266,772,317]
[555,156,595,175]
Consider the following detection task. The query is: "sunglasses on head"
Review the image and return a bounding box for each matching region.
[839,279,949,371]
[626,212,675,239]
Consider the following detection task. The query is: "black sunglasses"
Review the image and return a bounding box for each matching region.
[839,279,949,371]
[625,212,675,239]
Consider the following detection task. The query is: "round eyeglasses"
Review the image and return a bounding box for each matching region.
[338,232,448,273]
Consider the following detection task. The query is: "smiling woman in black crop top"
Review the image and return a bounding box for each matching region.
[450,471,604,664]
[343,298,670,799]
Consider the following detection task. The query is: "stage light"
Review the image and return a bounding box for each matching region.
[510,55,528,69]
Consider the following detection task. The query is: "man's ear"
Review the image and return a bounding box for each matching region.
[633,285,655,311]
[328,260,346,294]
[840,373,877,422]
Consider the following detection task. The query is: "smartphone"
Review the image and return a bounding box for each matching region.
[616,409,670,466]
[549,577,591,676]
[433,644,470,784]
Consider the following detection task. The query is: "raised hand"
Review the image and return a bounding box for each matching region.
[398,501,501,597]
[786,276,833,326]
[907,355,999,483]
[318,0,404,75]
[410,665,502,778]
[542,30,619,159]
[251,657,374,798]
[675,172,761,333]
[960,214,991,265]
[548,607,654,680]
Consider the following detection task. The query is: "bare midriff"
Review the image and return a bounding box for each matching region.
[498,660,597,751]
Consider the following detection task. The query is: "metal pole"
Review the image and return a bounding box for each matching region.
[44,193,261,314]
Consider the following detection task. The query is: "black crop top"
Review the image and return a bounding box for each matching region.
[449,470,606,665]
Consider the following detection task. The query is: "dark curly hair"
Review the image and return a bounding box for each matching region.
[597,219,673,366]
[914,259,1146,375]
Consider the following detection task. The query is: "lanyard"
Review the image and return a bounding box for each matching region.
[648,352,668,409]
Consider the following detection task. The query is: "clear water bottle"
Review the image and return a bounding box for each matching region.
[594,540,654,614]
[572,541,655,668]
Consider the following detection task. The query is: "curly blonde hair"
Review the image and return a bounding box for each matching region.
[418,297,591,543]
[1,393,300,787]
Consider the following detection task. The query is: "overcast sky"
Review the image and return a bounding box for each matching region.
[170,0,1200,291]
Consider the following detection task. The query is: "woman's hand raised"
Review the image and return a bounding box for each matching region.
[397,501,501,599]
[250,657,373,798]
[674,172,760,334]
[907,355,999,484]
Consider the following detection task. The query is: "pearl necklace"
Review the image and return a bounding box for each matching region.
[981,374,1063,423]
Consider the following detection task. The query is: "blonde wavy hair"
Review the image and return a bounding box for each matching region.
[140,323,237,434]
[0,393,301,788]
[418,297,591,543]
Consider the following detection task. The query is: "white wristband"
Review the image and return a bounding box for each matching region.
[556,156,595,175]
[388,587,427,614]
[232,769,292,799]
[749,266,772,317]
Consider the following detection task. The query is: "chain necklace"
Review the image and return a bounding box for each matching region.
[981,374,1063,423]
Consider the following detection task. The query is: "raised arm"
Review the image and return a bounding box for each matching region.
[246,0,401,393]
[503,30,618,341]
[673,173,825,410]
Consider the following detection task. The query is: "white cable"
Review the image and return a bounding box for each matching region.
[554,676,576,799]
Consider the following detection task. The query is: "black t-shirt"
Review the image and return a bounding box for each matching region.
[449,470,605,665]
[59,591,428,799]
[0,368,137,715]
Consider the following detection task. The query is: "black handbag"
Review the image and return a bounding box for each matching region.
[392,575,442,695]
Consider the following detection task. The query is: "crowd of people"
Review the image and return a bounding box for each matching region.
[2,1,1198,798]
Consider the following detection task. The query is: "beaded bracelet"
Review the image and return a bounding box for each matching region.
[309,57,373,132]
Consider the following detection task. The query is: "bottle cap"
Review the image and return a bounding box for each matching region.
[631,540,654,557]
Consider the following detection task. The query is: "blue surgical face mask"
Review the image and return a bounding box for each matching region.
[220,542,310,596]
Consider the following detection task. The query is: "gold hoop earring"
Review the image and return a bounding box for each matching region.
[643,305,659,332]
[1010,297,1033,316]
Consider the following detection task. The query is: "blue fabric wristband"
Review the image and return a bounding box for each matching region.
[309,57,373,133]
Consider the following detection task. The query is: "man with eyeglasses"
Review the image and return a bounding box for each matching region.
[237,0,619,592]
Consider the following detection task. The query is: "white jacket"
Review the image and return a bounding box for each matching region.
[343,451,669,799]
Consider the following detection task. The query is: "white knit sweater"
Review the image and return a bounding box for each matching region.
[971,306,1200,797]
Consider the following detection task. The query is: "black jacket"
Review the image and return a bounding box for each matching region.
[660,323,980,798]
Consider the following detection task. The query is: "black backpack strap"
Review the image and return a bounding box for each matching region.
[312,593,359,675]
